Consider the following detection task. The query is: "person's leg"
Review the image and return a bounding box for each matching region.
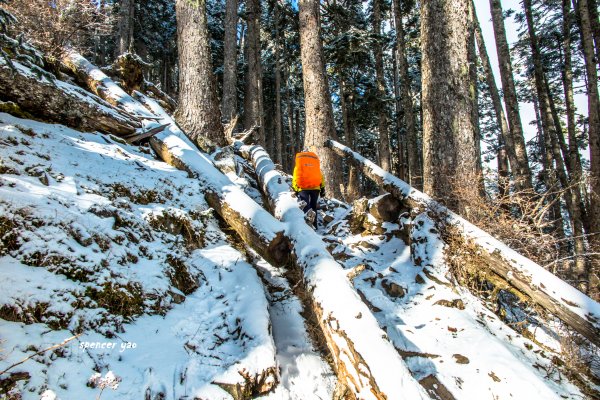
[298,190,311,213]
[308,190,319,227]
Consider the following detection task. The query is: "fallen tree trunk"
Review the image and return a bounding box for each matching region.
[236,144,429,400]
[0,59,139,136]
[134,93,290,268]
[144,80,177,113]
[59,49,290,268]
[326,139,600,348]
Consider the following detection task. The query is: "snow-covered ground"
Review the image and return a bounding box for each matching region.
[0,110,597,399]
[0,114,333,399]
[321,208,593,399]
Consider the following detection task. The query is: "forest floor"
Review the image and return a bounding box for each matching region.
[0,112,595,399]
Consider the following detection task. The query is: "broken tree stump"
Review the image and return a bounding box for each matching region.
[349,194,404,236]
[236,143,429,400]
[326,139,600,348]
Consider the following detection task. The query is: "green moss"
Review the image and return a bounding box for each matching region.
[0,101,34,119]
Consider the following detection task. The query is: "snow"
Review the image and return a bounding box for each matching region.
[251,257,336,400]
[0,114,279,399]
[331,212,586,400]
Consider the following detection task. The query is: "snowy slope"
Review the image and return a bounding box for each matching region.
[0,114,334,399]
[322,209,595,399]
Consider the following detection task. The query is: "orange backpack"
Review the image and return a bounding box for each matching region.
[294,152,322,189]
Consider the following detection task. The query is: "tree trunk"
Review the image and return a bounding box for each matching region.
[222,0,239,124]
[373,0,391,172]
[285,68,295,172]
[393,0,421,190]
[524,0,588,290]
[0,60,139,137]
[421,0,480,214]
[562,0,585,184]
[585,0,600,68]
[326,139,600,348]
[489,0,533,191]
[236,144,429,400]
[244,0,265,147]
[473,2,513,190]
[392,40,407,181]
[340,78,361,202]
[561,0,589,245]
[575,0,600,299]
[115,0,134,57]
[497,135,510,197]
[468,1,483,193]
[174,0,226,153]
[298,0,342,199]
[273,2,284,165]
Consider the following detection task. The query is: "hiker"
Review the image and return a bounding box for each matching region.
[292,147,325,227]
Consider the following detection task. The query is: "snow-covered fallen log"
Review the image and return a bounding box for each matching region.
[57,50,291,268]
[236,144,429,400]
[326,139,600,348]
[0,58,139,136]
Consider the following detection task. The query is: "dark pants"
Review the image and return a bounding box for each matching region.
[298,190,320,227]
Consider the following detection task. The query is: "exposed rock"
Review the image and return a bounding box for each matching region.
[381,279,406,298]
[453,354,470,364]
[434,299,465,310]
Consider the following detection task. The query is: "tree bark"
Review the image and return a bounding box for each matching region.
[575,0,600,299]
[236,143,429,400]
[497,135,510,197]
[222,0,239,124]
[373,0,391,172]
[244,0,265,147]
[298,0,342,199]
[115,0,135,57]
[326,139,600,348]
[489,0,533,191]
[174,0,226,152]
[468,0,483,193]
[393,0,421,189]
[392,40,407,181]
[421,0,480,214]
